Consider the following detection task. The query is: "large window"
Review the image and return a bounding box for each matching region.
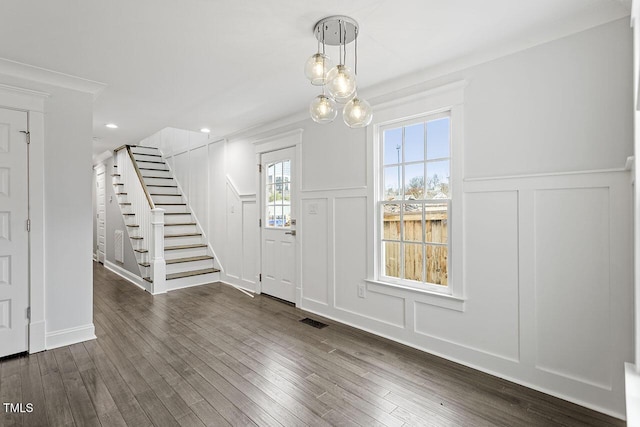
[379,112,451,290]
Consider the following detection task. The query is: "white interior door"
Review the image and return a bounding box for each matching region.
[261,147,297,303]
[0,108,29,358]
[95,164,106,263]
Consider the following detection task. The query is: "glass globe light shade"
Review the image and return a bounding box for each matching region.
[310,95,337,124]
[343,97,373,128]
[325,65,357,103]
[304,53,332,86]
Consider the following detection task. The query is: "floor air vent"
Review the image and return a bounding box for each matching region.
[299,318,328,329]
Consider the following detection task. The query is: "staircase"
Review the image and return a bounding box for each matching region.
[113,144,220,293]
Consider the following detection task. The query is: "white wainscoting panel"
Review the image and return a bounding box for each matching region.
[301,198,329,305]
[189,145,209,237]
[414,190,520,362]
[173,151,190,198]
[241,201,258,285]
[534,187,613,390]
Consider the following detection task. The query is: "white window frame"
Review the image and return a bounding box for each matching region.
[366,81,465,305]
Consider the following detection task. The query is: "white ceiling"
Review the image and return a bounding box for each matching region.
[0,0,631,157]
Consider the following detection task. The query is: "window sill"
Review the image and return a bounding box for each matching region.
[365,279,465,312]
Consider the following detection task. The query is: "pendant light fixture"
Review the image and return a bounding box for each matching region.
[305,16,372,127]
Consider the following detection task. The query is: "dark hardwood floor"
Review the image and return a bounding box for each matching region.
[0,262,625,426]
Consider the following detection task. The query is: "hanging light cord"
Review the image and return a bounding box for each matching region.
[355,27,358,75]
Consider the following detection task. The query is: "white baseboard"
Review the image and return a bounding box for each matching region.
[626,363,639,425]
[221,273,257,294]
[92,252,97,262]
[29,320,46,353]
[45,323,96,350]
[104,260,149,292]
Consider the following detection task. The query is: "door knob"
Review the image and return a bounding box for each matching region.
[285,230,296,236]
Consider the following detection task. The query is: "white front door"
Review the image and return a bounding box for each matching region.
[95,164,106,263]
[0,108,29,358]
[261,147,297,303]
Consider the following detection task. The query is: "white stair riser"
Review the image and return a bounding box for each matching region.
[140,168,172,178]
[144,177,175,186]
[164,214,193,224]
[136,253,149,263]
[156,204,190,214]
[164,247,208,260]
[145,186,180,195]
[130,146,159,155]
[152,194,184,204]
[163,224,198,234]
[167,272,220,290]
[166,259,215,275]
[132,153,162,163]
[164,235,203,246]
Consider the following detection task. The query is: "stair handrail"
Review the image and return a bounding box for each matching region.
[115,145,155,209]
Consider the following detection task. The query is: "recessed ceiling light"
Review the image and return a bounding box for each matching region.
[200,128,211,133]
[105,123,118,129]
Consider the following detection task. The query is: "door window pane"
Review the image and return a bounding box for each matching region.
[265,159,292,228]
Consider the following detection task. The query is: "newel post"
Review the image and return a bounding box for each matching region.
[150,208,167,294]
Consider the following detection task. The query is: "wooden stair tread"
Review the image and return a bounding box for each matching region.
[134,249,148,253]
[133,145,158,150]
[126,224,139,227]
[165,233,201,238]
[111,174,121,177]
[119,202,131,205]
[156,203,186,206]
[165,244,207,251]
[150,193,181,196]
[146,184,178,188]
[143,277,153,283]
[164,212,191,215]
[114,183,124,185]
[166,255,213,265]
[166,268,219,281]
[164,222,197,226]
[143,176,173,179]
[130,236,143,240]
[139,167,169,171]
[132,153,161,157]
[138,262,150,267]
[135,160,165,164]
[115,192,127,195]
[123,213,135,216]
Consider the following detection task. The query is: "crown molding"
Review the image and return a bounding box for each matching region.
[0,58,107,98]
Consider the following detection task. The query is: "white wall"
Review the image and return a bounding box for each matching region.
[145,19,633,418]
[43,87,96,347]
[103,155,140,276]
